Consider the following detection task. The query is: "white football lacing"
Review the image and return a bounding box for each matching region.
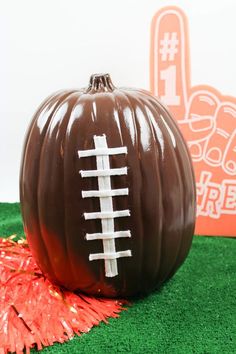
[78,135,132,277]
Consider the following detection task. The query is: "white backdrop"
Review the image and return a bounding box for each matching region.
[1,0,235,201]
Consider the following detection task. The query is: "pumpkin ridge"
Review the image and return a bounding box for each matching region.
[161,108,187,278]
[37,91,78,284]
[149,101,185,282]
[138,96,167,287]
[122,91,144,294]
[137,93,164,287]
[159,103,187,278]
[20,95,54,207]
[160,104,196,275]
[143,100,165,288]
[131,93,166,292]
[62,92,86,288]
[22,92,74,280]
[20,92,69,201]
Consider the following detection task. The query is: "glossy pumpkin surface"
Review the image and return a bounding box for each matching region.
[20,74,196,297]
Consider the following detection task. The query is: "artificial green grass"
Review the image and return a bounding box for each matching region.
[0,203,236,353]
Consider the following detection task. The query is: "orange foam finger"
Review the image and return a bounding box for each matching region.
[150,6,190,120]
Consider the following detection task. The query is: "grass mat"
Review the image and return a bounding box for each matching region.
[0,203,235,353]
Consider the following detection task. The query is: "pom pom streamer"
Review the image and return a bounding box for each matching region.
[0,236,128,354]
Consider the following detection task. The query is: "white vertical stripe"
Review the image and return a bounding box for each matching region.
[79,134,132,278]
[94,135,118,277]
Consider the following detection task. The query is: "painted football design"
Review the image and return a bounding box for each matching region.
[20,74,196,297]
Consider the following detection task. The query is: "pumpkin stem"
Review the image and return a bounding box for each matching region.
[88,73,115,92]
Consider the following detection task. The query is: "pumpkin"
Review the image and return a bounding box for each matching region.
[20,74,196,297]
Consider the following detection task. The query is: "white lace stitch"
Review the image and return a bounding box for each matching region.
[78,135,132,277]
[80,167,127,178]
[86,230,131,241]
[78,146,127,157]
[84,210,130,220]
[81,188,128,198]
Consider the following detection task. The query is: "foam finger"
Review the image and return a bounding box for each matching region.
[150,6,190,120]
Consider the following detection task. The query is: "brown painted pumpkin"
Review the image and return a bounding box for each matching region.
[20,74,196,297]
